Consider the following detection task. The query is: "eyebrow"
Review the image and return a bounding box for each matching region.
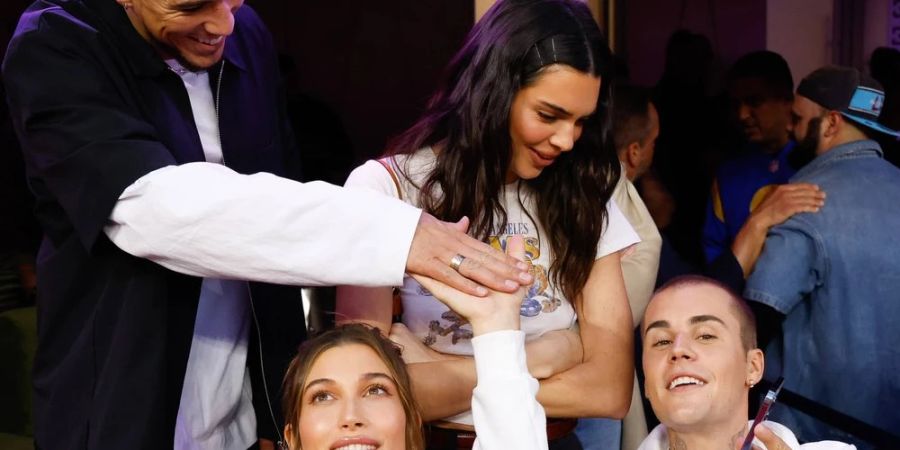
[361,372,396,384]
[302,372,395,393]
[538,101,573,118]
[172,0,213,8]
[689,314,726,327]
[643,314,727,336]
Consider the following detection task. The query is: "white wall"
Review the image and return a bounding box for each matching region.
[766,0,833,82]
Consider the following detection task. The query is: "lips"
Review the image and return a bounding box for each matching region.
[667,374,707,391]
[192,35,224,46]
[332,445,376,450]
[330,436,380,450]
[529,147,558,168]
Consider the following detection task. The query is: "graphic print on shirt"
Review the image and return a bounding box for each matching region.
[423,310,473,346]
[489,231,560,317]
[420,221,566,349]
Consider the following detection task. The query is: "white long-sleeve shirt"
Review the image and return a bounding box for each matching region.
[471,330,548,450]
[104,62,422,450]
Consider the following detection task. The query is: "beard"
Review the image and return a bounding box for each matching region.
[788,117,821,170]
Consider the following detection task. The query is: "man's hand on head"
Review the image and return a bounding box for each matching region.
[405,213,532,297]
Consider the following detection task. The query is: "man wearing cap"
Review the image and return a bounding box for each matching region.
[744,66,900,447]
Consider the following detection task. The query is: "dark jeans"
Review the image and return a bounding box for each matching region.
[550,432,583,450]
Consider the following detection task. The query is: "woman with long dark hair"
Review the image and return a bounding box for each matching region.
[337,0,637,446]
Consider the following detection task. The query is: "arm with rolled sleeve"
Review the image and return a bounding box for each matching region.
[471,331,548,450]
[4,16,421,288]
[743,217,824,314]
[105,162,422,287]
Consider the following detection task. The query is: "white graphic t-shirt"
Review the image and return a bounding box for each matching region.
[344,149,640,423]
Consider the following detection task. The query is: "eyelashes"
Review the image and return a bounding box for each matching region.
[306,383,393,405]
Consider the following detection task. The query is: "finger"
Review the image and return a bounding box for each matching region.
[412,214,527,294]
[440,224,531,283]
[451,216,471,233]
[412,273,478,304]
[459,233,530,270]
[428,258,491,297]
[753,423,790,450]
[505,234,526,262]
[781,182,820,191]
[454,243,533,291]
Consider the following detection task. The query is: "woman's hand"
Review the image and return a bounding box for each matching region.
[411,235,529,337]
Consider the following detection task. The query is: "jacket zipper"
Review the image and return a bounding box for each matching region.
[214,60,285,449]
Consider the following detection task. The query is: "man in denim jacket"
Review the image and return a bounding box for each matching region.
[744,66,900,448]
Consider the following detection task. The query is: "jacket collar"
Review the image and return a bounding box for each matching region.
[794,139,883,179]
[81,0,247,77]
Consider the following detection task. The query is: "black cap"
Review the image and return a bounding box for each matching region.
[796,66,898,137]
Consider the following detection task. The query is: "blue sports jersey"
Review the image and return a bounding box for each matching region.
[702,141,796,263]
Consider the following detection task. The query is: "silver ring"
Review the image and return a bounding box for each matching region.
[449,254,466,272]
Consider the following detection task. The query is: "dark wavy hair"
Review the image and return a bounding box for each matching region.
[387,0,619,303]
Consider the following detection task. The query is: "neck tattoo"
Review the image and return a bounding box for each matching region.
[667,425,748,450]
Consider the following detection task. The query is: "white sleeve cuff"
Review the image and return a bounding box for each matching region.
[472,330,529,381]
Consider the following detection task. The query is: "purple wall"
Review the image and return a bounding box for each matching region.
[250,1,473,161]
[623,0,767,86]
[2,1,473,165]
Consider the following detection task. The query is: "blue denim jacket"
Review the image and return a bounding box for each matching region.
[745,140,900,447]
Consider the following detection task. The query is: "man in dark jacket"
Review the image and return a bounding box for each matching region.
[2,1,532,448]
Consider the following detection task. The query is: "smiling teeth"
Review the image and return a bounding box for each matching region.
[334,445,376,450]
[198,36,223,45]
[669,376,705,389]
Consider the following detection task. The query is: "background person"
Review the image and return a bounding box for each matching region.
[576,84,662,450]
[744,66,900,448]
[703,51,797,264]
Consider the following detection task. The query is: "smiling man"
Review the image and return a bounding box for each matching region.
[638,275,853,450]
[1,1,532,449]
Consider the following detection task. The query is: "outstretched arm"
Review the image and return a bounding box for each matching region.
[415,235,548,450]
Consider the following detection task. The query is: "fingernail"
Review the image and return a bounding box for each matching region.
[517,261,529,270]
[505,279,519,290]
[476,286,489,296]
[518,272,533,282]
